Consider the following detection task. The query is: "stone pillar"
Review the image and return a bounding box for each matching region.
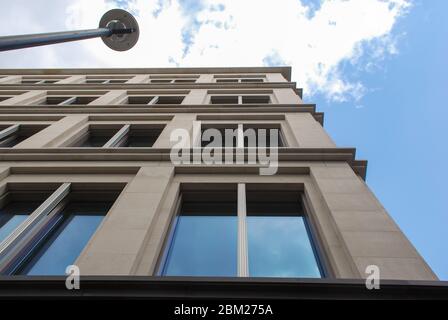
[0,76,21,84]
[182,89,207,105]
[196,74,213,83]
[14,115,89,148]
[56,75,86,84]
[311,163,437,280]
[0,90,46,105]
[285,113,336,147]
[266,73,287,82]
[75,166,175,275]
[89,90,127,105]
[126,75,150,84]
[273,88,302,104]
[153,114,196,148]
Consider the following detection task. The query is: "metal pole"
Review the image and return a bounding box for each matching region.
[0,27,134,52]
[0,8,140,52]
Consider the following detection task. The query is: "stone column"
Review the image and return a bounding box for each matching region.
[75,166,175,275]
[285,113,336,147]
[311,163,437,280]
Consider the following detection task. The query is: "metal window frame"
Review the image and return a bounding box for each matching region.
[199,122,287,148]
[0,124,20,141]
[158,183,327,279]
[0,183,71,273]
[102,124,130,148]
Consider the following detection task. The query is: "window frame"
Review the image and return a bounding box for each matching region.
[200,122,287,148]
[207,90,274,105]
[157,183,327,278]
[0,124,49,148]
[62,123,166,148]
[0,182,124,275]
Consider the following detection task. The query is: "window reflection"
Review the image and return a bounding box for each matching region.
[163,216,238,277]
[17,202,111,275]
[247,216,321,278]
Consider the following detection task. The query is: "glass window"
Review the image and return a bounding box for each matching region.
[0,202,42,243]
[115,128,163,148]
[17,202,111,275]
[247,216,321,278]
[70,128,119,147]
[246,188,322,278]
[0,125,48,148]
[163,215,237,276]
[161,186,323,279]
[162,189,238,277]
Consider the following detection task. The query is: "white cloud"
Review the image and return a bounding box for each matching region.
[0,0,411,102]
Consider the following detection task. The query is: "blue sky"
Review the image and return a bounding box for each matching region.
[0,0,446,279]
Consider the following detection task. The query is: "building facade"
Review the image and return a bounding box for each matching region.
[0,67,442,298]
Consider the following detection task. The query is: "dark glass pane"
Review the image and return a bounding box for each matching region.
[79,135,111,147]
[163,216,237,276]
[0,135,28,148]
[0,202,41,242]
[20,203,110,275]
[247,216,321,278]
[121,135,157,147]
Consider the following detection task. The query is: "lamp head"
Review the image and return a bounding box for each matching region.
[99,9,139,51]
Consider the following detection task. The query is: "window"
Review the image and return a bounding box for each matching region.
[86,79,107,84]
[70,126,119,147]
[215,79,239,83]
[209,95,271,104]
[173,79,196,83]
[69,124,164,148]
[210,96,239,104]
[201,124,285,148]
[0,96,13,103]
[16,202,111,275]
[216,78,264,83]
[21,77,67,84]
[0,183,124,275]
[22,79,58,84]
[85,77,132,84]
[127,96,157,104]
[149,77,198,84]
[126,95,185,105]
[243,125,285,147]
[0,188,53,243]
[160,184,323,278]
[214,76,265,83]
[161,187,238,277]
[156,96,185,104]
[0,124,48,148]
[149,79,173,84]
[40,96,98,105]
[108,125,164,148]
[108,79,129,84]
[241,95,270,104]
[246,188,322,278]
[240,78,264,83]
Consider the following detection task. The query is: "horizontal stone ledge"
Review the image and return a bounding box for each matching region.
[0,147,357,154]
[0,81,299,90]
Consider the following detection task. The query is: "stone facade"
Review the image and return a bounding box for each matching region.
[0,67,437,281]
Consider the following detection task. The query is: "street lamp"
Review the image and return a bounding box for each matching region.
[0,9,139,52]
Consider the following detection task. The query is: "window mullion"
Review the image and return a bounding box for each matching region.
[237,183,249,277]
[103,125,130,148]
[57,96,77,106]
[0,124,20,140]
[148,96,159,105]
[0,182,71,271]
[237,123,244,148]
